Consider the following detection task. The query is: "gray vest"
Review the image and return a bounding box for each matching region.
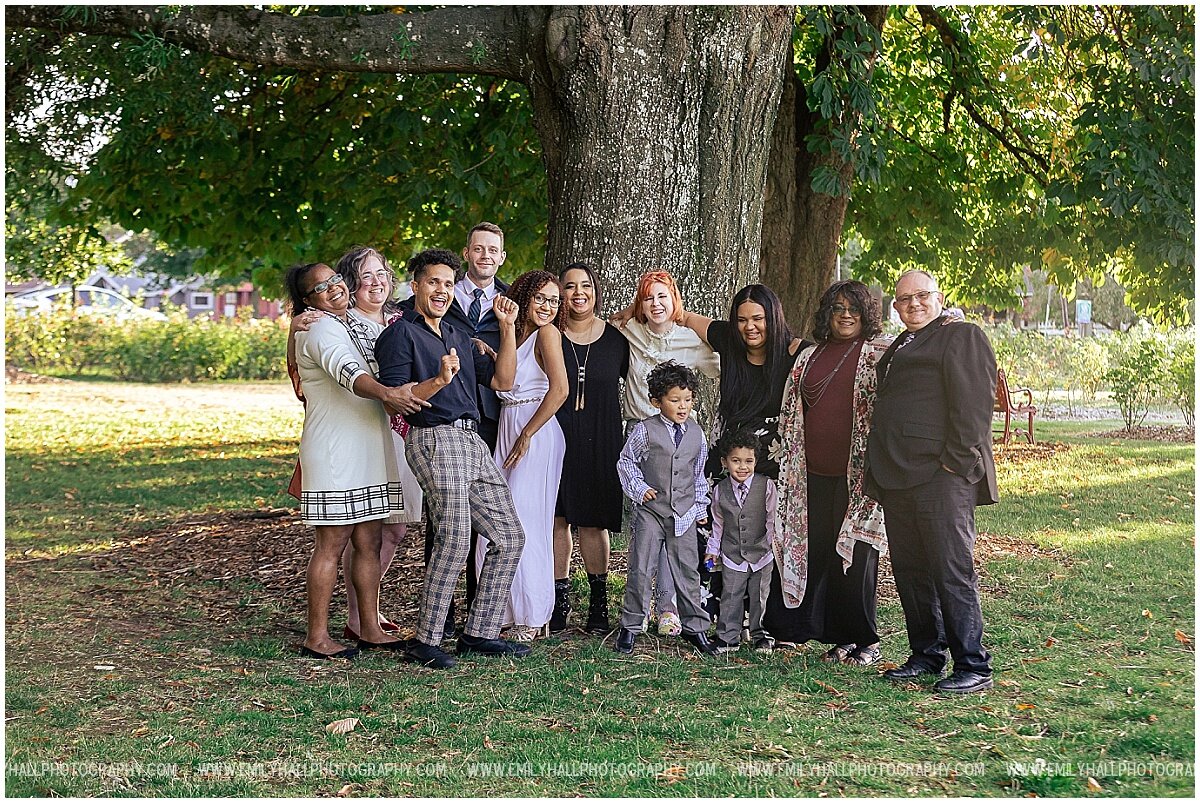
[641,417,704,519]
[715,475,770,564]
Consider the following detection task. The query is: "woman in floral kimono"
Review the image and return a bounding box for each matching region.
[769,280,893,663]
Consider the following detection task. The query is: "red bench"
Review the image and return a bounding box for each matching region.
[994,368,1037,445]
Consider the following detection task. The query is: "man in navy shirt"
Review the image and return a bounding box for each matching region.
[376,248,528,669]
[399,222,510,636]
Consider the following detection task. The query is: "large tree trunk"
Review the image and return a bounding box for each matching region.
[760,7,887,337]
[526,7,795,317]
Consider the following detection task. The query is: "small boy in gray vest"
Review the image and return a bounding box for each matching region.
[614,362,718,656]
[705,428,778,653]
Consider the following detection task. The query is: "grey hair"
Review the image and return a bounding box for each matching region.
[896,269,940,291]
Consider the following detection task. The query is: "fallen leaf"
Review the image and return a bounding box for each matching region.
[336,782,360,797]
[1174,630,1192,645]
[1086,777,1103,792]
[814,679,844,697]
[1044,637,1058,647]
[1015,703,1037,711]
[1147,714,1158,723]
[325,717,360,736]
[483,736,494,749]
[1141,609,1153,619]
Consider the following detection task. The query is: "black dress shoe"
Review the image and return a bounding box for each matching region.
[681,631,718,656]
[882,658,945,682]
[614,628,636,654]
[300,645,359,660]
[934,670,994,694]
[356,638,410,653]
[405,640,456,669]
[457,634,532,658]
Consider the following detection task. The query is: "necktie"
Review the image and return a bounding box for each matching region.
[467,288,484,331]
[673,422,684,447]
[735,481,748,507]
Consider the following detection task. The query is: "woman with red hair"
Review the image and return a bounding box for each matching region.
[616,270,720,635]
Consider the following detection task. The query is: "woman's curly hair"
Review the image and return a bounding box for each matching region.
[506,269,567,334]
[335,246,400,315]
[811,280,882,342]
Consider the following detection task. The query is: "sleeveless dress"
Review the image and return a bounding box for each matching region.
[475,332,566,628]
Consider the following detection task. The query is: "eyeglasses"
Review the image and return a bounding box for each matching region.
[305,273,345,297]
[831,304,862,317]
[894,289,939,307]
[532,294,561,309]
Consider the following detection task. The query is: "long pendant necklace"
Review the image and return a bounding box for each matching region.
[568,320,598,411]
[800,339,859,409]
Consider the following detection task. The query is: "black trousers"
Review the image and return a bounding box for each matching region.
[762,474,879,645]
[880,470,991,675]
[422,414,499,618]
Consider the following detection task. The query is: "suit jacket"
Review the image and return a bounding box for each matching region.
[864,315,999,506]
[399,277,509,424]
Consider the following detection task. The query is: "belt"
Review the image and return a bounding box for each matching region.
[500,396,544,408]
[449,417,479,432]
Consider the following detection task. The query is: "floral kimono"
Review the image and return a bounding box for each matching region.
[773,334,893,608]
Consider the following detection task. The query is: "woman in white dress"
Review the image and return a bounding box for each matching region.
[475,269,569,641]
[286,262,417,659]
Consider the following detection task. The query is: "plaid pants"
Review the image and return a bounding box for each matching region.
[405,425,525,644]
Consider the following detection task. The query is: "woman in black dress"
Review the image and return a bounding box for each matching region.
[676,284,805,644]
[551,263,630,633]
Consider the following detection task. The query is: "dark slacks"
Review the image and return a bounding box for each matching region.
[762,474,879,645]
[880,470,991,675]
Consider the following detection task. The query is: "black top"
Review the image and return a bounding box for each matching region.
[398,276,509,424]
[375,313,495,428]
[707,319,792,426]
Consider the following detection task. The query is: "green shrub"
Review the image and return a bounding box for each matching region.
[1165,330,1195,428]
[1104,332,1169,428]
[5,301,288,382]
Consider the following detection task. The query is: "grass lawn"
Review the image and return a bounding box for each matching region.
[4,380,1194,796]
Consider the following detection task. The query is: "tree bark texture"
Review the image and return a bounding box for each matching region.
[760,6,887,337]
[526,6,795,317]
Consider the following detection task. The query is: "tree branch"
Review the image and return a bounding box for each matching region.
[6,5,527,80]
[917,5,1051,184]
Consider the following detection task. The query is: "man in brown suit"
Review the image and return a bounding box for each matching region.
[865,270,998,693]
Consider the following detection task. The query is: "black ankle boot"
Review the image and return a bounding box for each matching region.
[549,579,572,633]
[586,573,610,634]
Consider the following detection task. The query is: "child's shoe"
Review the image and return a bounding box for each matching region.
[714,639,740,654]
[753,636,776,653]
[657,611,682,637]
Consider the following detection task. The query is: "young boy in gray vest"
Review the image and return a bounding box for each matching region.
[614,361,718,656]
[704,428,778,653]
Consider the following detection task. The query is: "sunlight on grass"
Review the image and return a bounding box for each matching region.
[5,382,1195,797]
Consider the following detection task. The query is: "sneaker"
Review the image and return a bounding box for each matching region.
[657,611,682,637]
[714,639,739,654]
[753,636,776,653]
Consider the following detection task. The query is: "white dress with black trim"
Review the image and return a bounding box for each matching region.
[295,314,403,525]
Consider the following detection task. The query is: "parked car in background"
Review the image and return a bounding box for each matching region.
[9,286,168,321]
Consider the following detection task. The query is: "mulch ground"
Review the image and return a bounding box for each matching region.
[1088,424,1195,443]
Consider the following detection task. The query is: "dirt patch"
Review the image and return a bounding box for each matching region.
[993,440,1071,463]
[5,363,67,384]
[1088,425,1195,443]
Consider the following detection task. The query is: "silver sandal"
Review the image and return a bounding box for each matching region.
[820,643,856,663]
[843,643,882,666]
